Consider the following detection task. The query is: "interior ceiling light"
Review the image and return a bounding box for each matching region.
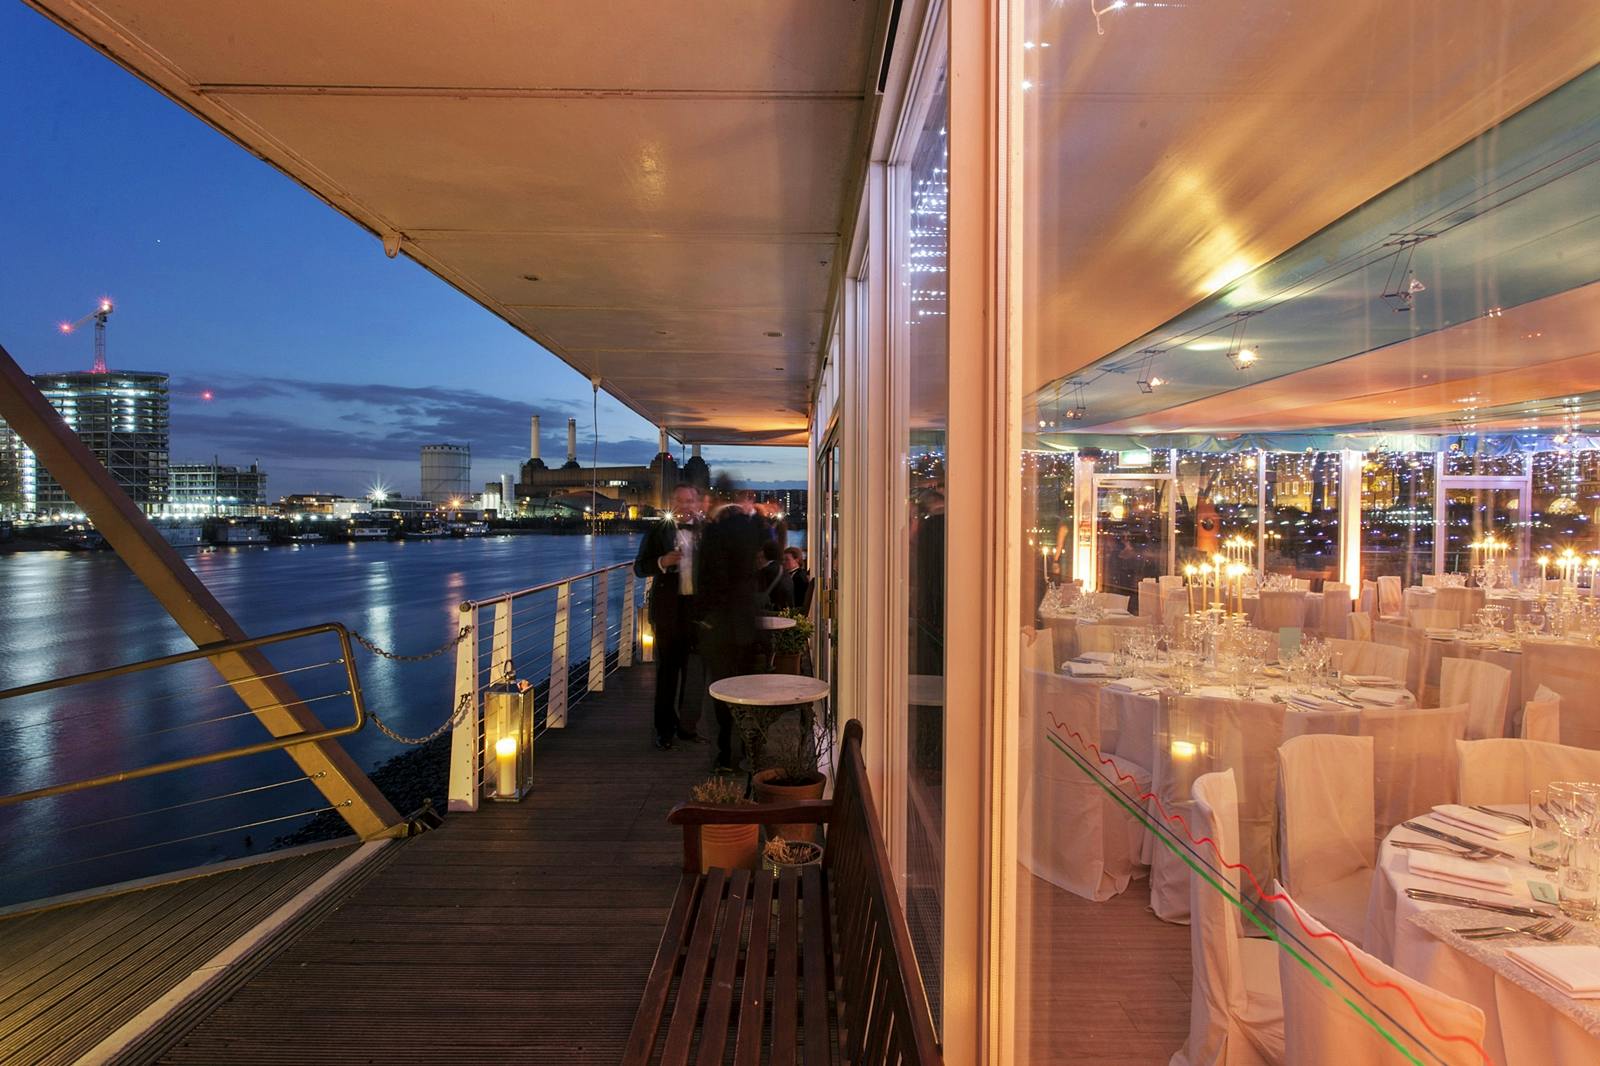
[1221,310,1263,371]
[1135,348,1166,393]
[1379,232,1436,312]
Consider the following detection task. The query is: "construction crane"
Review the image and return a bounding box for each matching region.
[59,298,114,374]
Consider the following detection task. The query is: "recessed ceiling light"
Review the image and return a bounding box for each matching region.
[521,274,541,282]
[765,331,783,338]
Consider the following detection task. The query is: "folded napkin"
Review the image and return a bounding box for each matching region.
[1406,849,1514,894]
[1507,946,1600,999]
[1350,686,1406,706]
[1345,674,1399,687]
[1079,651,1115,663]
[1431,804,1529,840]
[1105,676,1161,694]
[1065,661,1109,677]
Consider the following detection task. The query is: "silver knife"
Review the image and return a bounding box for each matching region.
[1405,888,1552,919]
[1400,820,1516,860]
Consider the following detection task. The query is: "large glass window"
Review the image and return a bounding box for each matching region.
[1175,450,1258,567]
[1360,451,1436,586]
[1263,451,1341,582]
[903,68,948,1027]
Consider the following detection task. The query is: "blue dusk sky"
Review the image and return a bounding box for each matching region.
[0,5,806,496]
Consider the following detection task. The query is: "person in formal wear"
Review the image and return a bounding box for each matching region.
[782,546,810,612]
[696,485,766,772]
[634,483,704,749]
[758,539,793,612]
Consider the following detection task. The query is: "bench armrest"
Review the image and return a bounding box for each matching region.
[669,800,833,873]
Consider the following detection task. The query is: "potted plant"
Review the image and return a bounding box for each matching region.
[769,608,814,675]
[689,776,760,873]
[763,836,823,877]
[751,721,827,843]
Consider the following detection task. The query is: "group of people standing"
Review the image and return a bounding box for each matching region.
[633,481,811,771]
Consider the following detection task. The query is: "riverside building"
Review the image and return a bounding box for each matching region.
[167,461,267,517]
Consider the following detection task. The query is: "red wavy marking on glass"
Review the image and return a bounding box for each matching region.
[1044,712,1493,1066]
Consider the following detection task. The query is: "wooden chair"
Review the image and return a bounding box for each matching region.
[626,721,941,1065]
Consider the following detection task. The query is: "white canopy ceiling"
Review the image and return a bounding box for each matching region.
[26,0,888,444]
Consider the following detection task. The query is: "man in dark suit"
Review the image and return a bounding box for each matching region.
[634,483,704,749]
[696,488,767,772]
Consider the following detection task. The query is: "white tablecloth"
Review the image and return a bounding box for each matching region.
[1038,610,1142,660]
[1366,816,1600,1066]
[1419,634,1525,734]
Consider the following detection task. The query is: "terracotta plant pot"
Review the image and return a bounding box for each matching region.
[771,651,802,675]
[752,768,827,843]
[699,821,760,874]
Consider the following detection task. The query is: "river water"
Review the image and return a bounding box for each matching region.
[0,533,652,904]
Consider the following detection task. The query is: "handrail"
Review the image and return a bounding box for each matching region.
[0,622,365,808]
[463,560,632,608]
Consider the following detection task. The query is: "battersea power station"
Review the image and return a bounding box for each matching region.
[513,414,709,518]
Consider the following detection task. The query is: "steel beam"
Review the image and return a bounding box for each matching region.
[0,343,403,838]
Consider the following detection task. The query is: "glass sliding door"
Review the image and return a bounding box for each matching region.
[1092,477,1171,606]
[1437,478,1531,577]
[902,59,949,1029]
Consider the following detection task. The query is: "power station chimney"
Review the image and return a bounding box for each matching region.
[529,415,541,461]
[692,444,702,459]
[565,417,579,469]
[658,427,670,455]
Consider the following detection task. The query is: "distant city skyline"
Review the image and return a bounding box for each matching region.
[0,5,806,498]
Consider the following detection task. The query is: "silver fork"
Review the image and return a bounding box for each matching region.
[1455,919,1576,941]
[1470,805,1533,827]
[1391,840,1496,861]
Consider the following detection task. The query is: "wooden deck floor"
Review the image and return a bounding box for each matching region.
[159,663,713,1065]
[128,661,1191,1064]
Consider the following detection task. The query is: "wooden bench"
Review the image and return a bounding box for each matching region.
[623,720,942,1065]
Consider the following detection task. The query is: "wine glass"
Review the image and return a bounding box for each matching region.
[1548,782,1600,920]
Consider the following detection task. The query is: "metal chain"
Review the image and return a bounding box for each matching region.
[368,689,474,746]
[348,624,473,663]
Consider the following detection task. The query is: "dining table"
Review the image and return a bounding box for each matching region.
[1037,606,1142,661]
[1366,809,1600,1065]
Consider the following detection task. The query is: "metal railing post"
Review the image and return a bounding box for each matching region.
[589,570,609,692]
[447,602,481,811]
[548,583,570,728]
[619,570,636,668]
[491,597,512,685]
[640,576,655,663]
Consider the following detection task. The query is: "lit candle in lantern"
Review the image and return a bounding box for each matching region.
[495,735,518,797]
[1199,563,1213,609]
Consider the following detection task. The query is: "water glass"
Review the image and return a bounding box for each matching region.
[1529,787,1562,872]
[1559,830,1600,921]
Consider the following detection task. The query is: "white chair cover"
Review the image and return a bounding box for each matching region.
[1160,586,1192,630]
[1089,591,1131,613]
[1290,578,1311,592]
[1151,695,1286,924]
[1408,607,1460,631]
[1271,888,1486,1066]
[1076,621,1150,654]
[1521,686,1561,743]
[1346,612,1373,642]
[1439,657,1512,739]
[1139,578,1161,619]
[1256,591,1307,632]
[1021,626,1056,675]
[1456,737,1600,805]
[1421,574,1441,588]
[1326,637,1408,686]
[1376,575,1403,617]
[1519,640,1600,750]
[1318,583,1351,637]
[1360,704,1467,838]
[1171,770,1285,1066]
[1436,585,1486,619]
[1160,574,1187,588]
[1373,621,1426,696]
[1358,580,1378,619]
[1276,735,1374,946]
[1022,669,1149,901]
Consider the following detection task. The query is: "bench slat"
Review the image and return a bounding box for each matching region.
[660,867,728,1065]
[694,868,750,1066]
[771,868,800,1066]
[800,864,831,1066]
[622,873,704,1065]
[733,869,774,1066]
